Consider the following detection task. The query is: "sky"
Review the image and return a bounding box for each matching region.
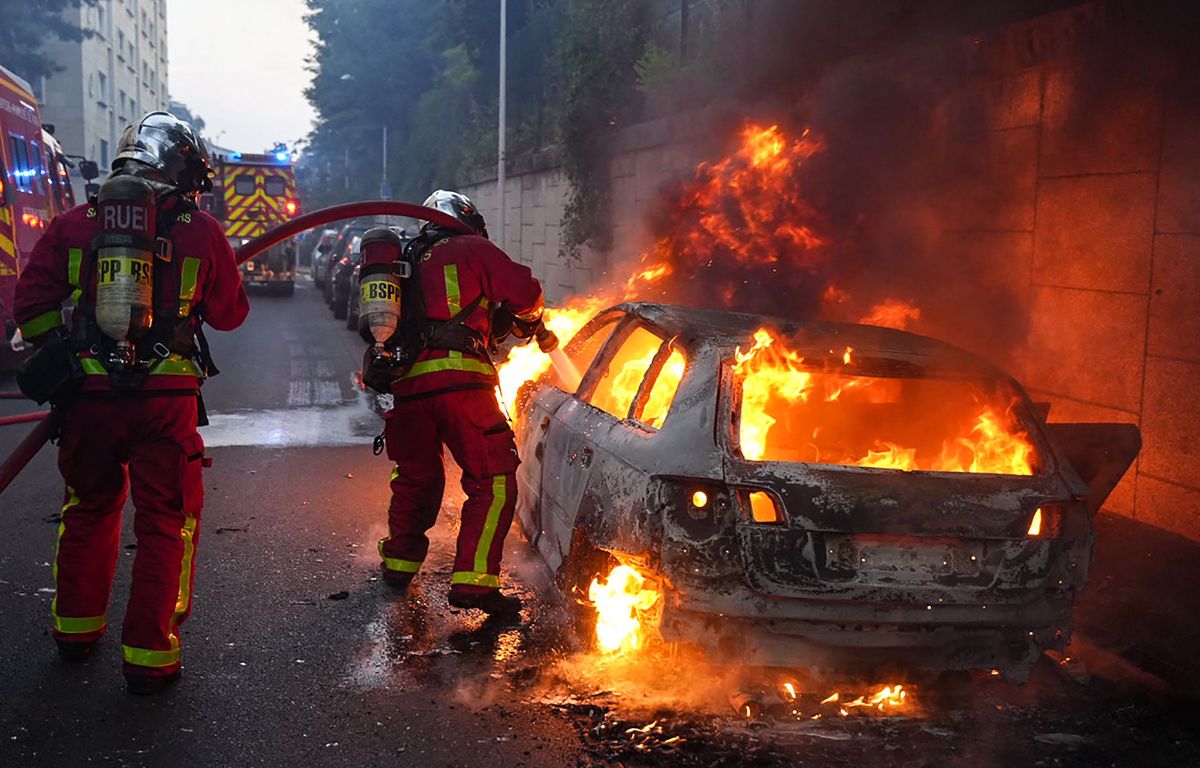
[166,0,317,154]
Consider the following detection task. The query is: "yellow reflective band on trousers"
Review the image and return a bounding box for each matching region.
[125,512,196,669]
[444,264,460,315]
[51,488,103,633]
[377,539,422,574]
[123,644,180,668]
[19,309,62,340]
[451,571,501,588]
[473,476,507,575]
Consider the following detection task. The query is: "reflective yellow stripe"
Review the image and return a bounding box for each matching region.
[68,248,83,303]
[400,356,495,379]
[79,356,200,377]
[170,514,198,639]
[451,571,501,588]
[19,310,62,339]
[473,476,507,575]
[123,644,180,668]
[67,248,83,288]
[376,539,422,573]
[179,257,201,317]
[51,484,83,628]
[55,614,106,634]
[444,264,460,315]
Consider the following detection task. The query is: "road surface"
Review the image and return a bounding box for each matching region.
[0,275,1196,767]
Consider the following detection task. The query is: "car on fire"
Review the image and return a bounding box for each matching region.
[513,302,1140,680]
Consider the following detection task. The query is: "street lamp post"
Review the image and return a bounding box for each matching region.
[497,0,507,246]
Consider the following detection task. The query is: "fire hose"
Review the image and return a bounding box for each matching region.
[0,200,474,498]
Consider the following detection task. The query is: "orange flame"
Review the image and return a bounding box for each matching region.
[588,564,661,655]
[734,328,1036,475]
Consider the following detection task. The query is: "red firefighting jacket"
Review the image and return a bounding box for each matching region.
[393,233,543,399]
[14,200,249,392]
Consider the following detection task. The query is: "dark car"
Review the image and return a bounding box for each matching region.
[322,223,368,309]
[329,234,362,320]
[512,302,1140,680]
[310,228,339,288]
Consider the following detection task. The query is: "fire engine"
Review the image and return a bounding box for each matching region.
[1,63,81,366]
[202,145,300,296]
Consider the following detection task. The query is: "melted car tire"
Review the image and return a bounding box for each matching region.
[559,528,616,648]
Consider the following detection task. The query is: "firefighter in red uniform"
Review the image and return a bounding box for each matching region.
[372,190,548,616]
[13,112,248,694]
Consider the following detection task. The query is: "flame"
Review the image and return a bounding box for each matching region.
[588,564,661,655]
[860,299,921,330]
[496,297,609,415]
[734,328,1036,475]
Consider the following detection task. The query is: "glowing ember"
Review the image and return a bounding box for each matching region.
[588,564,661,655]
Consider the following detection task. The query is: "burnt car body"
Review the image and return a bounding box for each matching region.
[514,303,1140,679]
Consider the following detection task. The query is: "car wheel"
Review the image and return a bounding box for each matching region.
[333,292,348,320]
[558,529,616,649]
[346,306,358,330]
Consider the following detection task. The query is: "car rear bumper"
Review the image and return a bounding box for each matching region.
[659,585,1071,679]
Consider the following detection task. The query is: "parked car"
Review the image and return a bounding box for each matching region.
[310,228,339,288]
[323,222,368,307]
[329,234,362,319]
[346,226,411,330]
[512,302,1140,680]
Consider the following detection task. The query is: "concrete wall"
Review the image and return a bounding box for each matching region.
[462,11,1200,543]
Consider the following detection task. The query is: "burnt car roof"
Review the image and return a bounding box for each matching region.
[608,302,1008,380]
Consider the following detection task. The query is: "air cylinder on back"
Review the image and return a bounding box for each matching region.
[357,227,404,347]
[94,175,157,355]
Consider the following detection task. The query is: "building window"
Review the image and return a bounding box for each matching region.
[97,3,107,31]
[117,30,126,60]
[97,71,108,104]
[99,139,110,167]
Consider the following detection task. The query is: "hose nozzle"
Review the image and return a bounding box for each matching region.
[535,323,559,353]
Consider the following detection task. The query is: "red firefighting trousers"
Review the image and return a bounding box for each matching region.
[380,388,519,594]
[51,394,204,678]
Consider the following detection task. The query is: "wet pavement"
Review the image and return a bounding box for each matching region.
[1,275,1197,767]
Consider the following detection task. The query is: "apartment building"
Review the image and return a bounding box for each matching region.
[37,0,169,199]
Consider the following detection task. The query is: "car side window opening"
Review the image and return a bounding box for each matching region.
[545,316,619,394]
[234,175,256,195]
[29,141,46,197]
[631,341,686,429]
[583,325,669,421]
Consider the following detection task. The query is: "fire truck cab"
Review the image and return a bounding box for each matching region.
[1,63,79,365]
[202,147,300,296]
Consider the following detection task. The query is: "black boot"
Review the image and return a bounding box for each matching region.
[125,668,181,696]
[448,590,522,616]
[55,638,99,662]
[381,569,414,593]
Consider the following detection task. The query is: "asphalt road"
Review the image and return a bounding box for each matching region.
[1,275,1197,767]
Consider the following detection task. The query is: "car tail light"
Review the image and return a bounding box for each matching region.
[285,200,297,215]
[1026,505,1062,538]
[747,491,783,524]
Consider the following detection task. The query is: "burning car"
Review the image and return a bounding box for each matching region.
[512,302,1140,680]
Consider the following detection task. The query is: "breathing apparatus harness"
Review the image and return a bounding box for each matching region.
[360,225,498,395]
[70,179,219,392]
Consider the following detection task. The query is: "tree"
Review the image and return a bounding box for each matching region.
[0,0,92,84]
